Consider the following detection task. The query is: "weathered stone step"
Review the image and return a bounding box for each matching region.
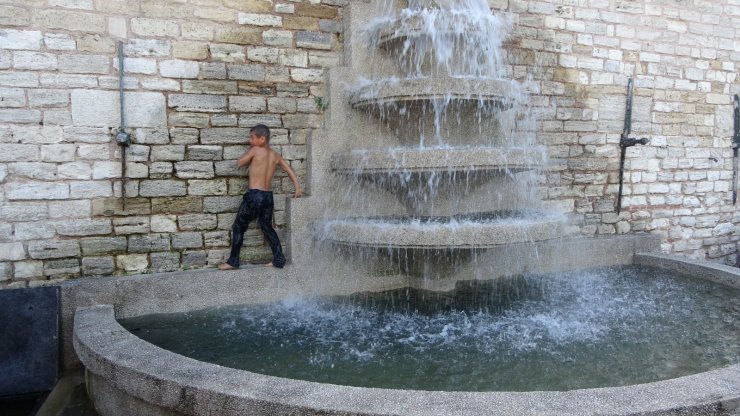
[331,146,545,175]
[348,78,515,111]
[317,212,563,249]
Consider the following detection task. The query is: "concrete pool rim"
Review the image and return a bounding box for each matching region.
[73,253,740,415]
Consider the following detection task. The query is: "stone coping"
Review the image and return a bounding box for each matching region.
[74,253,740,415]
[331,147,546,174]
[317,216,564,248]
[348,78,515,110]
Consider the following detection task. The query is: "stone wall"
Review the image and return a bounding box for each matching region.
[0,0,345,287]
[1,0,739,287]
[492,0,740,263]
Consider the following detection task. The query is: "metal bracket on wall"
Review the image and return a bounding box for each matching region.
[115,41,131,211]
[616,78,649,215]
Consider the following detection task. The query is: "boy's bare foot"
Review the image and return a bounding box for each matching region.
[263,262,274,268]
[218,263,237,271]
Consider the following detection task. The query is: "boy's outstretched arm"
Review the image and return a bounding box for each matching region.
[279,158,303,198]
[237,148,255,167]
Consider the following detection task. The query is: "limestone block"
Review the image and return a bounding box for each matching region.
[131,18,179,37]
[175,161,215,179]
[181,22,214,41]
[209,44,246,63]
[78,144,111,160]
[200,127,249,145]
[91,161,122,179]
[40,74,96,88]
[168,94,226,112]
[0,88,25,107]
[48,200,91,218]
[291,68,323,83]
[13,51,57,70]
[0,29,43,50]
[63,127,109,143]
[237,13,282,27]
[172,232,203,249]
[268,97,297,113]
[116,57,157,75]
[187,146,222,161]
[14,222,55,240]
[183,80,237,95]
[170,112,210,128]
[239,114,282,128]
[204,231,230,247]
[140,180,187,197]
[112,217,150,235]
[296,31,333,50]
[170,128,200,145]
[0,50,10,69]
[151,145,186,161]
[28,240,80,259]
[128,234,170,253]
[77,34,115,53]
[7,182,68,200]
[215,27,263,45]
[263,30,293,47]
[108,17,127,39]
[116,254,148,272]
[0,5,30,26]
[124,39,171,57]
[43,111,72,126]
[308,51,340,67]
[149,162,173,179]
[0,109,41,124]
[9,162,57,180]
[160,59,199,79]
[0,165,6,183]
[188,179,227,195]
[229,65,270,84]
[69,181,112,198]
[0,202,47,222]
[211,114,238,126]
[55,219,111,236]
[151,215,177,233]
[194,8,235,22]
[295,3,338,19]
[81,257,115,275]
[57,162,92,180]
[71,90,166,128]
[173,41,209,60]
[182,251,207,266]
[201,62,227,79]
[41,144,75,162]
[58,54,110,74]
[150,252,180,272]
[247,47,279,63]
[11,126,63,145]
[140,79,181,91]
[28,89,69,108]
[229,96,267,112]
[203,196,241,213]
[0,71,38,87]
[14,261,43,278]
[279,50,308,67]
[215,160,242,176]
[0,243,25,261]
[151,196,203,214]
[43,258,80,276]
[283,16,318,31]
[44,33,76,50]
[126,162,148,178]
[178,214,218,231]
[134,129,169,145]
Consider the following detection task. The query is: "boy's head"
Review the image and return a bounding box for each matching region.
[249,124,270,146]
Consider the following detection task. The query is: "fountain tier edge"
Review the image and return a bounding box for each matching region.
[72,241,740,416]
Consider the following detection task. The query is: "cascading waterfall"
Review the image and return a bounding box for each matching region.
[316,0,563,284]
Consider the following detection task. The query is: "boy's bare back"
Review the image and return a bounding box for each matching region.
[237,131,303,198]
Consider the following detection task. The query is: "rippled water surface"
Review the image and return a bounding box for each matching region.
[121,266,740,391]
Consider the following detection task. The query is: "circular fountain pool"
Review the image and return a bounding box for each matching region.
[120,265,740,392]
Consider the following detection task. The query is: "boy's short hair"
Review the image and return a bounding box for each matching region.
[250,124,271,142]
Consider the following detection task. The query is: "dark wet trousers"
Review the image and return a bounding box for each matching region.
[226,189,286,268]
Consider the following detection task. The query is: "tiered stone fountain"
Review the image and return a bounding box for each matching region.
[288,0,563,288]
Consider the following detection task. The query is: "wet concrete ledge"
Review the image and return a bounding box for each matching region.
[72,249,740,415]
[74,302,740,416]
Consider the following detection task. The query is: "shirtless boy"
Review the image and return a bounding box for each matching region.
[219,125,303,270]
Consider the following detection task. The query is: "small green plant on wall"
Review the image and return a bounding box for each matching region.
[314,96,329,112]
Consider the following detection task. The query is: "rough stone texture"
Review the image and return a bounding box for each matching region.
[3,0,738,286]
